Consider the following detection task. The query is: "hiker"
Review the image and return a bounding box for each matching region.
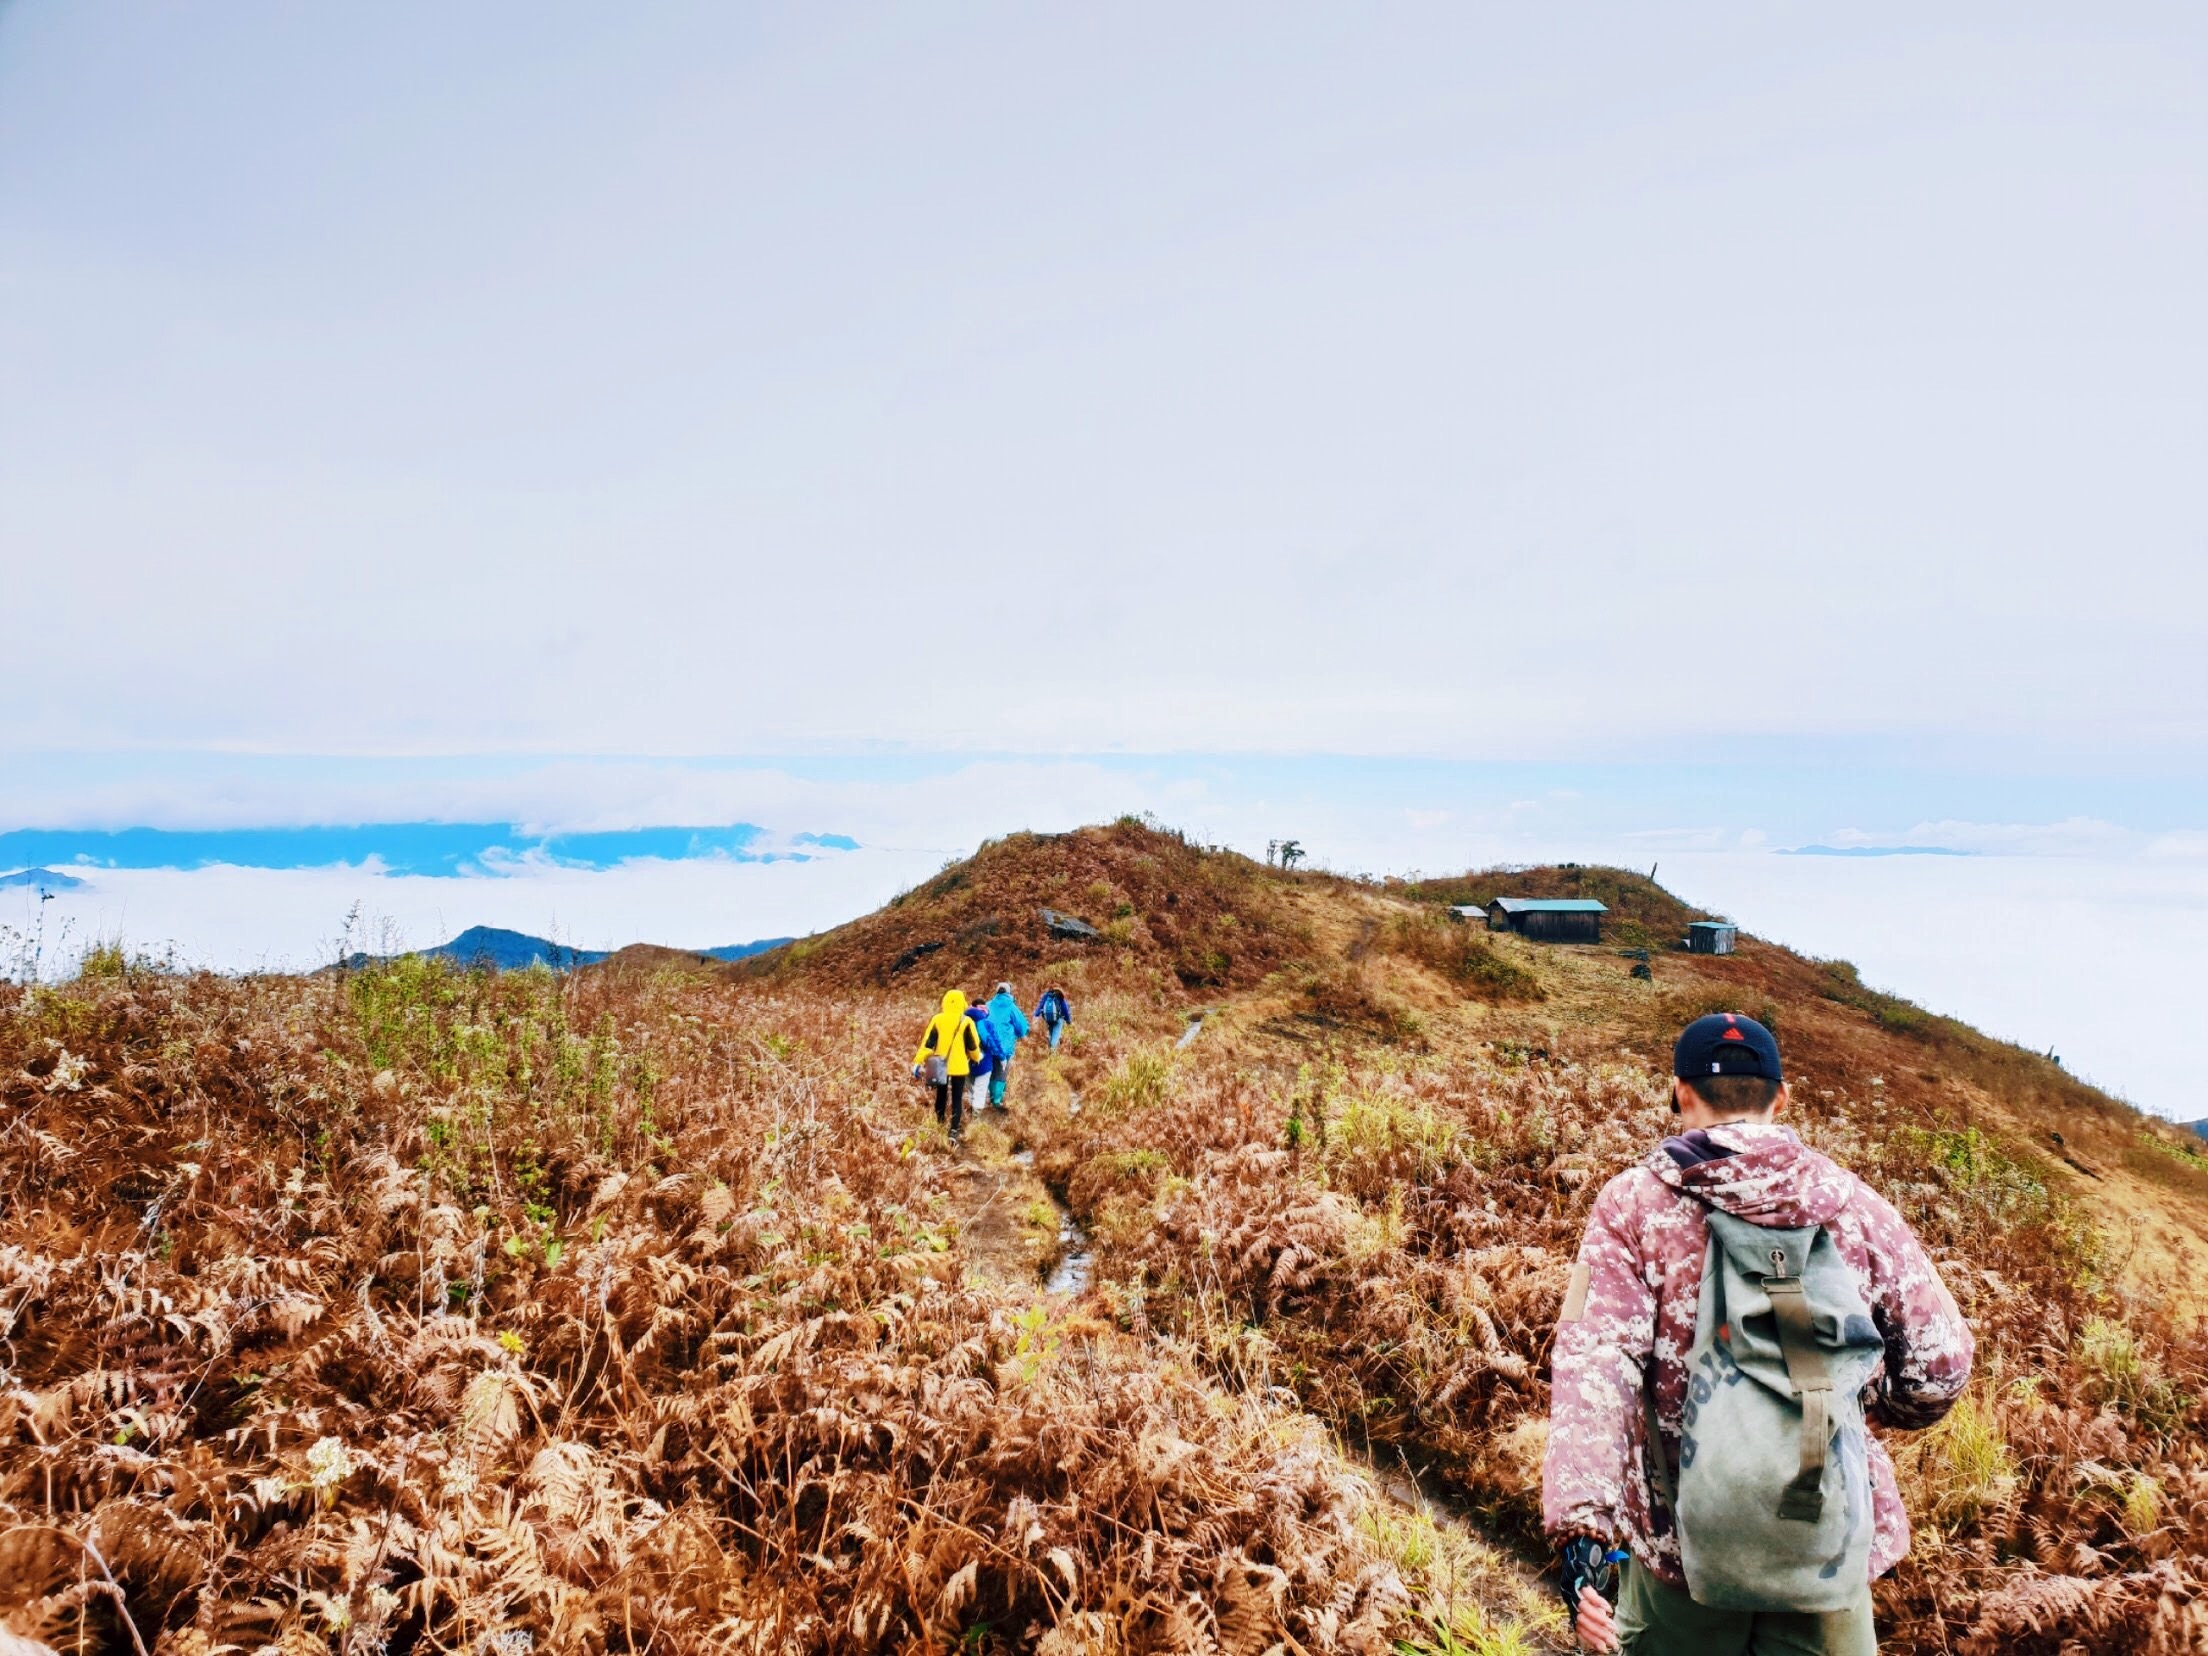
[911,990,984,1142]
[966,995,994,1103]
[1544,1013,1973,1655]
[1033,983,1073,1050]
[981,981,1030,1108]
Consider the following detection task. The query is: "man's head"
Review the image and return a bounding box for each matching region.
[995,981,1014,999]
[1671,1012,1786,1123]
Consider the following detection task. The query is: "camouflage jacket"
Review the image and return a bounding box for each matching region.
[1541,1122,1974,1587]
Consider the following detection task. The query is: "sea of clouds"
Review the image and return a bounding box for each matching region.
[5,753,2202,1120]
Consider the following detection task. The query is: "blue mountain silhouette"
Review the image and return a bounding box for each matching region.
[344,925,793,971]
[426,926,608,969]
[0,867,87,891]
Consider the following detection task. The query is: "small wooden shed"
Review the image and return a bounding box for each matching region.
[1687,921,1738,956]
[1449,903,1486,924]
[1486,897,1607,944]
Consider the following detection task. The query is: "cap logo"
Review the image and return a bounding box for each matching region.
[1723,1027,1746,1041]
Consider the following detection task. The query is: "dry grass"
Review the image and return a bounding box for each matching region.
[984,838,2208,1655]
[1377,915,1544,1006]
[736,822,1314,997]
[0,960,1428,1655]
[8,826,2208,1656]
[1022,991,2208,1653]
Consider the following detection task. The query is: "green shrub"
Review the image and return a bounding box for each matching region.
[1895,1126,2048,1224]
[1820,959,1935,1037]
[2123,1471,2162,1536]
[75,942,129,982]
[1101,1046,1175,1114]
[2138,1130,2208,1173]
[1327,1089,1463,1193]
[1913,1390,2016,1527]
[1383,914,1543,1003]
[2078,1316,2145,1406]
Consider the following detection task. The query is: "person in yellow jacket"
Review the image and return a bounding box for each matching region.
[912,989,985,1142]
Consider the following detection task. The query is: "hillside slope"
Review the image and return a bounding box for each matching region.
[6,821,2206,1656]
[733,820,1335,994]
[742,823,2208,1291]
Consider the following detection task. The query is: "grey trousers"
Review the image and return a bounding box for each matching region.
[1618,1561,1877,1656]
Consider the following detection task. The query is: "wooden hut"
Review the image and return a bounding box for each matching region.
[1486,897,1607,943]
[1687,921,1738,956]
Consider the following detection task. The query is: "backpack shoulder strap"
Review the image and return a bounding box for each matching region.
[1642,1380,1676,1511]
[1764,1258,1838,1522]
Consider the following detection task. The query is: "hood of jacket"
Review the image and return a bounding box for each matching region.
[939,990,968,1017]
[1645,1122,1851,1227]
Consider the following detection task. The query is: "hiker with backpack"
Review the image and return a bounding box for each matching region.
[911,990,985,1143]
[1544,1013,1974,1654]
[1033,983,1073,1050]
[965,995,994,1103]
[980,981,1030,1109]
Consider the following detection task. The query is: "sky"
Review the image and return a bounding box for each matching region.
[2,6,2204,1113]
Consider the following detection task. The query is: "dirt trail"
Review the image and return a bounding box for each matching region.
[934,1139,1565,1642]
[932,1091,1563,1641]
[937,1114,1086,1291]
[1353,1442,1567,1648]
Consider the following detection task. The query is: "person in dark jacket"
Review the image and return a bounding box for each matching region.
[1033,984,1073,1050]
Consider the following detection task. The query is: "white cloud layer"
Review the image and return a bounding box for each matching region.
[0,850,944,975]
[1819,818,2144,857]
[10,816,2202,1124]
[1664,850,2208,1124]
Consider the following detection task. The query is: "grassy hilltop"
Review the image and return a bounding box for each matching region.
[4,820,2206,1655]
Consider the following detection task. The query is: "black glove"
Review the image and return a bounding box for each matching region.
[1558,1535,1628,1618]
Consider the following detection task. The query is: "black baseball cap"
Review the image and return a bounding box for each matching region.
[1674,1012,1783,1082]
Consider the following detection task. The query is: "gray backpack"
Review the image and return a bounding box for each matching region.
[1660,1209,1888,1612]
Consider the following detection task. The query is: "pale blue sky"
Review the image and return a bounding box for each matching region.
[4,3,2204,767]
[6,4,2208,1114]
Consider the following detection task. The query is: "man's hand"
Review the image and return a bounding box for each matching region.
[1573,1585,1620,1653]
[1557,1536,1626,1652]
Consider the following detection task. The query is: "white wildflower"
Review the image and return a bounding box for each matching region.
[305,1434,353,1492]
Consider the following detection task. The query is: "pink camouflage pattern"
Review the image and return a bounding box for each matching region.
[1541,1121,1975,1588]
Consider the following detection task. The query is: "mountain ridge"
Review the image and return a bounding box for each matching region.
[344,922,791,972]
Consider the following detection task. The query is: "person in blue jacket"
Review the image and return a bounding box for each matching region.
[1033,984,1073,1050]
[982,981,1030,1109]
[964,996,994,1100]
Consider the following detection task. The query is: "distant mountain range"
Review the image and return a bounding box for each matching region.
[0,867,87,891]
[1779,845,1972,858]
[345,924,792,972]
[2190,1119,2208,1145]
